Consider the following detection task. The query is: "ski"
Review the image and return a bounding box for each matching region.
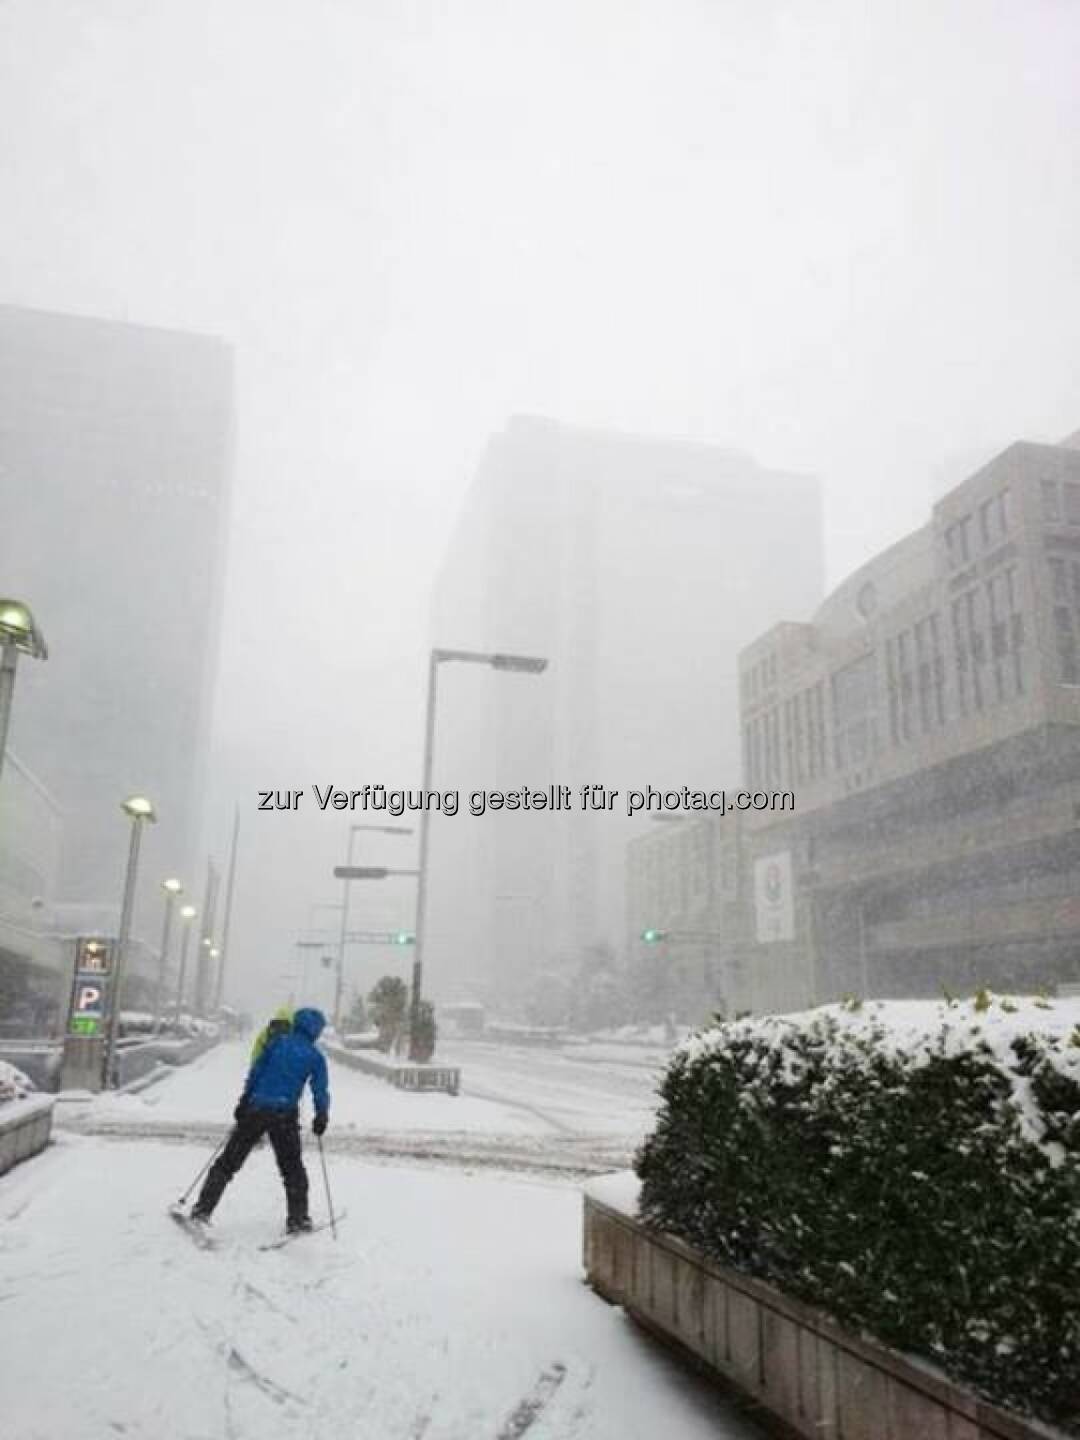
[258,1209,347,1251]
[168,1204,217,1250]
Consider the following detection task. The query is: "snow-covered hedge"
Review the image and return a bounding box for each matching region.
[635,996,1080,1431]
[0,1060,35,1103]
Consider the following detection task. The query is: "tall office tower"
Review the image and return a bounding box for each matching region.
[429,416,823,1012]
[0,304,233,950]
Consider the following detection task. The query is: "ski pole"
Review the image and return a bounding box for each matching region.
[177,1137,227,1207]
[317,1134,337,1239]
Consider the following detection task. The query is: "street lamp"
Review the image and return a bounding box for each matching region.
[0,599,47,790]
[333,823,413,1033]
[154,878,183,1029]
[410,646,548,1060]
[103,794,157,1087]
[173,904,198,1023]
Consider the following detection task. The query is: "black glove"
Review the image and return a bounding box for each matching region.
[312,1111,328,1137]
[233,1097,250,1122]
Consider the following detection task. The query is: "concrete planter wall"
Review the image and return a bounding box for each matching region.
[0,1044,62,1092]
[583,1174,1069,1440]
[0,1095,55,1176]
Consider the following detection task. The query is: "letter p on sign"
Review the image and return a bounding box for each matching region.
[75,983,104,1016]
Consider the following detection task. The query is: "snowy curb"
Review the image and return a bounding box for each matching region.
[115,1063,174,1096]
[325,1042,461,1095]
[0,1094,55,1176]
[582,1178,1070,1440]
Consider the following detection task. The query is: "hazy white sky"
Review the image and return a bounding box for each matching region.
[2,1,1078,1001]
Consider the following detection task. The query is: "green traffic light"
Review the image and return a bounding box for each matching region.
[394,931,415,945]
[641,928,666,944]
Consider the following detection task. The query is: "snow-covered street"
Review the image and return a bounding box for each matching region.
[2,1045,766,1440]
[58,1040,655,1177]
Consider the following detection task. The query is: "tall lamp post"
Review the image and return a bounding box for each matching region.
[410,647,547,1060]
[103,794,156,1088]
[334,823,413,1032]
[0,598,47,789]
[173,904,198,1023]
[155,878,183,1028]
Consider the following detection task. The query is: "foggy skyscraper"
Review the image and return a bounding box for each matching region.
[0,304,233,935]
[429,415,824,1010]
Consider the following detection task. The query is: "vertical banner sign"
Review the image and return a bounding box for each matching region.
[754,851,795,943]
[68,939,112,1036]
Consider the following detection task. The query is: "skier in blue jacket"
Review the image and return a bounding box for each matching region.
[192,1006,331,1233]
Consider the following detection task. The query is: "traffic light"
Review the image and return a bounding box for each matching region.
[641,928,667,944]
[393,931,415,946]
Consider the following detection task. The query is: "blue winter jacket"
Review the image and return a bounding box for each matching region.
[241,1007,330,1117]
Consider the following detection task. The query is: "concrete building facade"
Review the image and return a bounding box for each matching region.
[633,433,1080,1018]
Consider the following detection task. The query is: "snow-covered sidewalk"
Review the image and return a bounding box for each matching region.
[1,1131,765,1440]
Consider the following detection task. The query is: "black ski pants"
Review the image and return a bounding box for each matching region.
[196,1107,308,1221]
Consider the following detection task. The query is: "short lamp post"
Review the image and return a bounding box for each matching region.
[0,598,47,790]
[103,794,156,1088]
[155,879,183,1028]
[173,904,198,1023]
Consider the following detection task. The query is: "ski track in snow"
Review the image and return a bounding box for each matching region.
[494,1362,568,1438]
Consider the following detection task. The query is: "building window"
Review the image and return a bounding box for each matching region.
[792,691,806,781]
[951,599,968,717]
[743,722,753,786]
[768,707,781,784]
[986,575,1010,702]
[831,653,878,771]
[897,631,914,740]
[979,490,1009,548]
[915,620,932,731]
[912,614,946,731]
[1049,556,1068,601]
[1042,480,1061,523]
[1005,566,1025,695]
[814,681,827,776]
[945,516,972,567]
[1055,606,1079,684]
[929,613,946,724]
[1066,483,1080,526]
[804,688,817,779]
[885,637,900,744]
[804,682,827,779]
[952,589,985,711]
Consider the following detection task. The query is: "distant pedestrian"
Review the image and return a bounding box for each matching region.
[191,1006,330,1234]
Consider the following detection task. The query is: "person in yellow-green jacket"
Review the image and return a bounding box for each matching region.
[250,1006,293,1062]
